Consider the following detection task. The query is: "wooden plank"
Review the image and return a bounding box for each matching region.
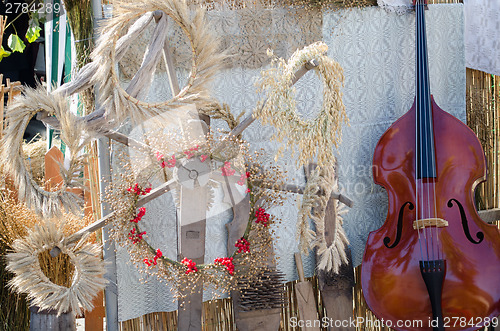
[231,305,282,331]
[226,194,251,256]
[162,32,180,95]
[96,137,119,331]
[44,146,65,191]
[65,178,177,245]
[84,291,105,331]
[294,253,320,331]
[318,249,355,331]
[177,187,207,331]
[44,146,83,197]
[478,208,500,224]
[83,164,105,331]
[30,306,76,331]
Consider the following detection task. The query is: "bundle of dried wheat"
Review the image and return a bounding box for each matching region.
[22,137,46,186]
[90,0,225,124]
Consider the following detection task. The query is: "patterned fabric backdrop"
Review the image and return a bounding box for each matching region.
[115,4,465,321]
[464,0,500,76]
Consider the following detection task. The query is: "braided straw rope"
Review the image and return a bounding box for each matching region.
[6,222,107,315]
[90,0,224,124]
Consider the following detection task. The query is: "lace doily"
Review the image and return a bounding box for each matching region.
[378,0,412,14]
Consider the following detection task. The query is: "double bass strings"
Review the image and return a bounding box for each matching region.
[415,0,427,264]
[421,0,443,263]
[415,0,442,266]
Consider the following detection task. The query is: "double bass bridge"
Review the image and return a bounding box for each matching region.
[413,218,448,230]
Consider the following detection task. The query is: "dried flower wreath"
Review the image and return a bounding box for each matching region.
[90,0,225,124]
[106,131,287,298]
[255,41,348,167]
[6,222,107,315]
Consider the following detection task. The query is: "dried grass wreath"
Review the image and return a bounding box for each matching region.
[91,0,224,124]
[0,86,89,217]
[255,42,348,167]
[6,222,107,315]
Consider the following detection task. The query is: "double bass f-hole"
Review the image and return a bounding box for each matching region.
[447,198,484,244]
[384,198,485,249]
[384,201,414,248]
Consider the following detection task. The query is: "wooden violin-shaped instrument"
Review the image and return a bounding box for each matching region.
[361,1,500,330]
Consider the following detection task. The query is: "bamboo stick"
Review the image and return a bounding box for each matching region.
[0,78,4,138]
[0,16,6,47]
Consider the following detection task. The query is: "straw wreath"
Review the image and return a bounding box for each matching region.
[90,0,224,125]
[0,86,89,217]
[297,165,349,273]
[255,42,347,167]
[6,222,107,315]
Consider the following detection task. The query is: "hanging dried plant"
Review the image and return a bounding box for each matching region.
[90,0,225,125]
[297,165,349,273]
[105,129,288,300]
[0,86,90,217]
[255,42,348,168]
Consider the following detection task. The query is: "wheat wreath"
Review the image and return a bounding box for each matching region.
[90,0,224,124]
[6,222,107,315]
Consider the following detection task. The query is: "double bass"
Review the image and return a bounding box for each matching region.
[361,1,500,330]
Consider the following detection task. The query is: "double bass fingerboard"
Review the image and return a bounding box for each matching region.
[415,0,437,179]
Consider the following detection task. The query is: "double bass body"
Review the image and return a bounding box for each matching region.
[361,97,500,330]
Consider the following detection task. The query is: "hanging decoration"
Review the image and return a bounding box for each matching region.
[297,166,349,273]
[0,86,90,217]
[90,0,225,124]
[105,130,287,298]
[6,222,107,315]
[0,0,223,217]
[254,41,347,167]
[254,42,349,273]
